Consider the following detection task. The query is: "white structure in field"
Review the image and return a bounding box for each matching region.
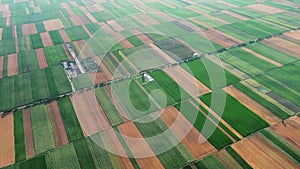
[143,73,154,82]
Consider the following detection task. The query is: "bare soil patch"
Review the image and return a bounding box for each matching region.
[263,37,300,58]
[44,19,64,32]
[246,4,284,14]
[59,29,71,42]
[40,32,53,47]
[271,116,300,150]
[0,112,14,168]
[117,122,164,169]
[224,85,280,125]
[86,13,98,23]
[7,53,18,76]
[111,32,134,49]
[160,106,216,159]
[70,15,85,26]
[23,108,35,158]
[107,20,124,32]
[12,25,17,38]
[36,48,48,69]
[0,56,3,78]
[130,29,153,44]
[70,90,111,136]
[204,29,241,48]
[47,101,69,147]
[232,133,299,169]
[98,22,115,34]
[22,23,37,36]
[15,38,19,53]
[61,2,75,16]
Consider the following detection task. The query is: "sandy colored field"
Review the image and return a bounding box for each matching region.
[0,112,14,168]
[98,22,115,34]
[61,2,75,16]
[22,23,37,36]
[90,62,113,85]
[23,108,35,158]
[217,0,238,7]
[44,19,64,31]
[7,53,18,76]
[0,56,3,78]
[70,15,84,26]
[164,66,211,97]
[107,20,124,32]
[71,90,111,136]
[188,18,211,29]
[221,10,250,20]
[59,29,71,42]
[47,101,69,147]
[82,25,93,37]
[130,29,153,44]
[26,36,31,50]
[161,106,216,159]
[86,13,98,23]
[283,30,300,41]
[111,32,134,49]
[215,149,243,169]
[40,32,53,47]
[132,14,159,26]
[0,28,2,40]
[224,85,280,125]
[204,29,241,48]
[232,134,299,169]
[263,37,300,58]
[15,38,19,53]
[246,4,284,14]
[117,122,164,169]
[0,4,9,12]
[242,47,283,67]
[36,48,48,69]
[271,116,300,150]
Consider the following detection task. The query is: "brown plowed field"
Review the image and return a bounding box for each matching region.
[36,48,48,69]
[232,134,299,169]
[160,106,216,159]
[59,29,71,42]
[22,23,37,36]
[111,32,134,49]
[271,116,300,150]
[204,29,241,48]
[164,66,211,97]
[0,112,14,168]
[90,56,113,84]
[130,29,153,44]
[98,22,115,34]
[103,128,134,168]
[44,19,64,31]
[117,122,164,169]
[70,15,84,26]
[23,108,35,158]
[7,53,18,76]
[283,30,300,41]
[70,90,111,136]
[263,37,300,58]
[215,149,243,169]
[224,85,280,125]
[242,47,283,67]
[0,56,3,78]
[40,32,53,47]
[246,4,284,14]
[107,20,124,32]
[15,38,19,53]
[47,101,69,147]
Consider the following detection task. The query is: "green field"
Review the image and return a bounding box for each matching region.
[200,90,269,137]
[72,73,93,90]
[30,105,55,154]
[49,30,64,45]
[30,34,43,49]
[73,139,96,169]
[57,97,84,142]
[13,110,26,162]
[194,155,226,169]
[65,26,90,41]
[44,45,68,66]
[0,39,16,56]
[18,50,39,73]
[225,147,252,169]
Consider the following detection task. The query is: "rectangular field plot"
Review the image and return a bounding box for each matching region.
[216,25,256,42]
[29,34,43,49]
[0,39,16,56]
[14,110,26,162]
[194,155,226,169]
[65,26,90,41]
[200,90,269,137]
[49,30,64,45]
[44,45,68,66]
[30,105,55,154]
[17,50,39,73]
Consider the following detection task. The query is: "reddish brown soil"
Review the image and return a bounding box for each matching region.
[283,30,300,41]
[111,32,134,49]
[22,23,37,36]
[7,53,18,76]
[0,112,14,168]
[0,4,9,12]
[164,66,211,97]
[36,48,48,69]
[232,134,299,169]
[246,4,284,14]
[91,56,113,85]
[86,13,98,23]
[23,108,35,158]
[0,56,3,78]
[132,14,159,26]
[98,22,115,34]
[221,10,250,20]
[70,15,85,26]
[215,149,243,169]
[70,90,111,136]
[271,116,300,150]
[242,47,283,67]
[47,101,69,147]
[224,85,280,125]
[130,29,153,44]
[40,32,53,47]
[160,106,216,159]
[204,29,241,48]
[59,29,71,42]
[15,38,19,53]
[263,37,300,58]
[107,20,124,32]
[44,19,64,32]
[117,122,164,169]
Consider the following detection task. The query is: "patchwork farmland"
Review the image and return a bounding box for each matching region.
[0,0,300,169]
